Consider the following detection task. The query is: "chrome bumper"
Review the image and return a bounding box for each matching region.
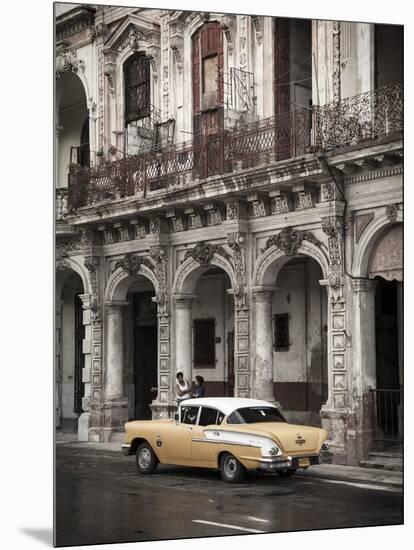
[259,452,332,471]
[121,443,131,456]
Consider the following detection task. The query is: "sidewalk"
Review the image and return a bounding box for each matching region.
[57,440,403,489]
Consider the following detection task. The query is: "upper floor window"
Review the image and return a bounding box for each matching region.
[124,52,150,126]
[192,22,224,115]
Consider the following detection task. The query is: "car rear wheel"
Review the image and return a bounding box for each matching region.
[136,442,158,474]
[220,453,246,483]
[277,468,297,478]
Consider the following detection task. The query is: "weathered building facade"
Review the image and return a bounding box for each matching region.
[55,4,403,465]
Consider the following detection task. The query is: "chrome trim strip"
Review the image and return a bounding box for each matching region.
[191,437,261,448]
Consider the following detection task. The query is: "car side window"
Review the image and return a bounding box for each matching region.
[198,407,221,427]
[181,406,199,425]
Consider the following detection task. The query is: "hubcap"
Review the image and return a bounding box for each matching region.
[224,456,237,478]
[138,448,151,469]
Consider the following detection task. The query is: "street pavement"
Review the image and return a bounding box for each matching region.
[55,442,403,547]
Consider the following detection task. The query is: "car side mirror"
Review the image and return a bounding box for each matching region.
[174,413,179,422]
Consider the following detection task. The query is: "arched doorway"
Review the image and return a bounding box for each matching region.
[56,269,85,438]
[191,267,233,397]
[126,276,158,420]
[56,71,89,188]
[368,224,403,444]
[272,256,328,425]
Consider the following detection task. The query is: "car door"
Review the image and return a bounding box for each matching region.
[165,405,200,464]
[191,407,225,466]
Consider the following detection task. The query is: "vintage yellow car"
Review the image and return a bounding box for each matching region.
[122,397,332,483]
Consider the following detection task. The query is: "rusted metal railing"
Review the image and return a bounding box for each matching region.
[314,83,403,150]
[67,84,402,210]
[370,388,403,443]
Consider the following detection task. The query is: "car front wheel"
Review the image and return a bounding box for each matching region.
[220,453,246,483]
[276,468,297,478]
[136,442,158,474]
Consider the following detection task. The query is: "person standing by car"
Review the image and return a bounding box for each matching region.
[175,372,192,405]
[192,375,206,398]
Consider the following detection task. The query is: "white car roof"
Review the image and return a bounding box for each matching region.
[179,397,277,417]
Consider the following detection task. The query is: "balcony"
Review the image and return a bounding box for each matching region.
[67,84,402,211]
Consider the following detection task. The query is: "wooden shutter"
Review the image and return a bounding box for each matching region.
[194,319,216,368]
[274,18,290,115]
[124,53,150,125]
[192,33,201,115]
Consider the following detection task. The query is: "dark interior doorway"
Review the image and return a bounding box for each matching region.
[375,24,403,89]
[374,279,402,440]
[74,294,85,415]
[133,292,158,420]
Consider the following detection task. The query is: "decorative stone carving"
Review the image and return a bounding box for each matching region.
[56,44,82,78]
[247,195,268,218]
[295,189,314,210]
[385,203,398,223]
[150,246,169,316]
[333,21,341,103]
[84,256,101,321]
[170,35,183,71]
[252,16,263,45]
[227,233,247,310]
[104,60,116,97]
[221,15,236,52]
[261,227,322,256]
[56,258,70,272]
[226,202,239,220]
[185,208,203,229]
[114,253,143,276]
[322,216,343,292]
[355,212,374,243]
[183,241,230,268]
[146,32,161,78]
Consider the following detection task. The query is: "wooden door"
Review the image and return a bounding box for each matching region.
[134,326,158,420]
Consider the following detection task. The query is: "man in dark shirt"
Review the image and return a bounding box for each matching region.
[193,375,206,398]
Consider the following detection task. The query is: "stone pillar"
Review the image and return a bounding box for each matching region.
[252,287,277,403]
[351,279,377,459]
[77,294,93,441]
[55,300,63,428]
[173,295,196,384]
[102,301,129,441]
[105,302,128,398]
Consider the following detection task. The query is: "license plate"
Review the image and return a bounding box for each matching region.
[298,457,310,468]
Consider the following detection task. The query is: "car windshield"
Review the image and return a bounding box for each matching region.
[227,407,286,424]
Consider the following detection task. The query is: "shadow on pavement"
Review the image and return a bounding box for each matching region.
[20,528,53,546]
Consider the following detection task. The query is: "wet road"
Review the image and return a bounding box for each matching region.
[55,444,403,547]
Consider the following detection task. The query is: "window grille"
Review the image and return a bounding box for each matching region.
[274,313,290,351]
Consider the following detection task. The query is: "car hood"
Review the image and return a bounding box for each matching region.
[226,422,328,453]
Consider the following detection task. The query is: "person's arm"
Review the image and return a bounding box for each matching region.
[176,383,186,397]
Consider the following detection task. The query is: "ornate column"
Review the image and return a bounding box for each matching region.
[77,294,94,441]
[351,279,377,458]
[55,300,64,428]
[102,301,129,441]
[173,295,196,385]
[252,287,277,403]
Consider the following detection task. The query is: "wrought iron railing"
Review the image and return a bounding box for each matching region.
[314,84,403,150]
[68,106,313,208]
[56,188,69,221]
[370,388,403,443]
[67,85,402,210]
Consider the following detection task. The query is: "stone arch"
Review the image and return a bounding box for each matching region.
[172,253,236,296]
[353,210,403,278]
[104,264,158,304]
[56,256,91,298]
[252,240,330,288]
